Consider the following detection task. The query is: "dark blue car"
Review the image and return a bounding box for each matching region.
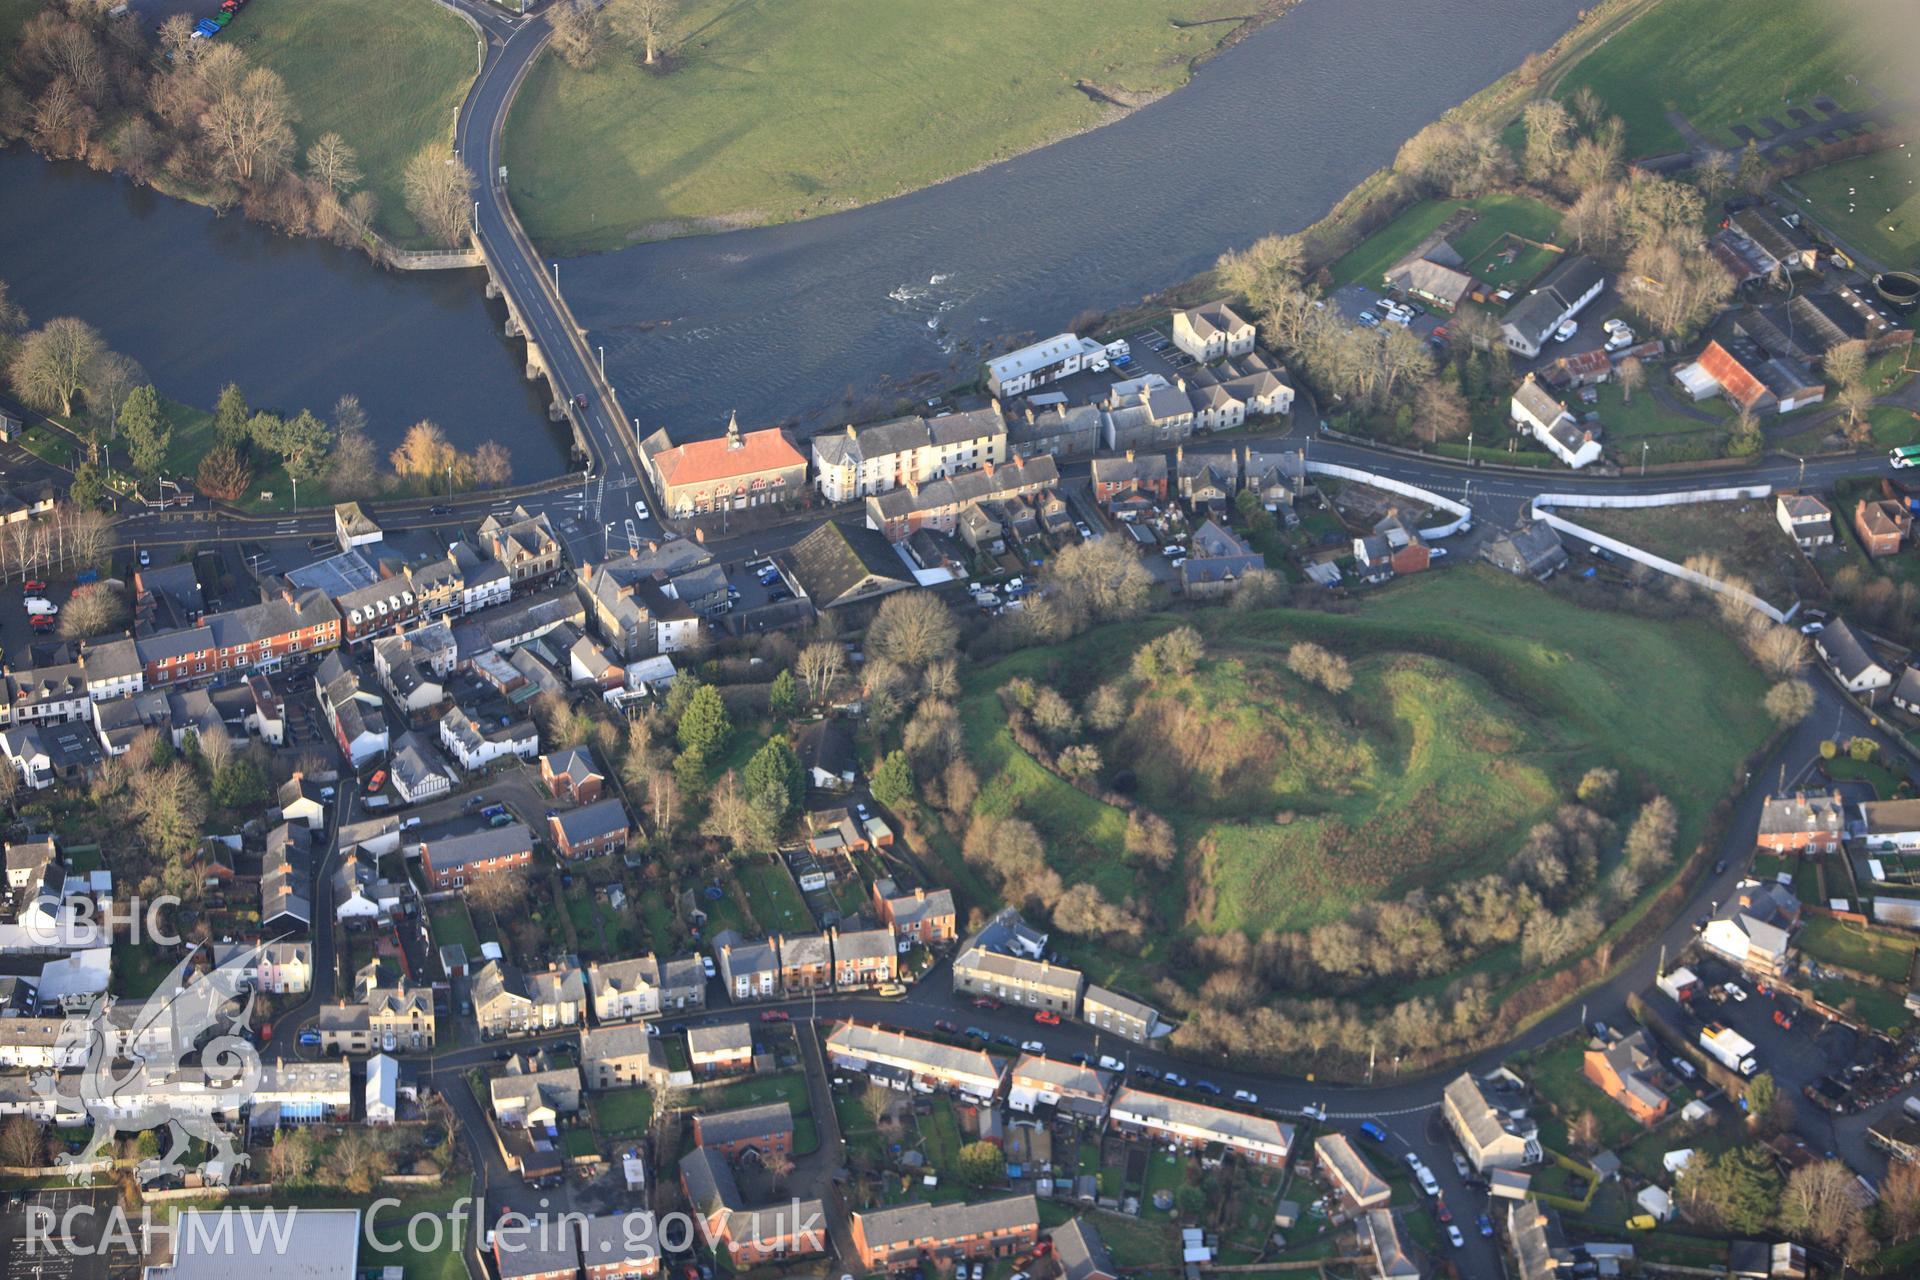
[1359,1121,1389,1143]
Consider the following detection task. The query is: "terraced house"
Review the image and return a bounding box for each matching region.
[826,1021,1006,1099]
[831,923,898,988]
[419,823,534,891]
[872,881,957,946]
[588,954,667,1022]
[849,1196,1040,1271]
[1107,1087,1294,1165]
[317,980,435,1054]
[951,947,1083,1016]
[473,960,588,1038]
[812,405,1007,503]
[863,454,1060,543]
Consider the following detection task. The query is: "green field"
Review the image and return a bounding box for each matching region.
[961,567,1772,942]
[1791,148,1920,271]
[1329,193,1564,291]
[739,859,814,935]
[1552,0,1884,157]
[230,0,477,246]
[1798,914,1917,981]
[591,1085,655,1137]
[502,0,1253,253]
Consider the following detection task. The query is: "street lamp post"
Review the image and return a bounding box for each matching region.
[551,262,559,291]
[1466,432,1473,464]
[290,475,297,512]
[1798,454,1807,485]
[598,346,605,378]
[447,465,454,501]
[1642,441,1650,477]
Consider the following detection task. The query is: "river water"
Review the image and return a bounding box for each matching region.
[569,0,1588,440]
[0,0,1586,475]
[0,150,571,477]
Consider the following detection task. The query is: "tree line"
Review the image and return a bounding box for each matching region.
[0,1,476,251]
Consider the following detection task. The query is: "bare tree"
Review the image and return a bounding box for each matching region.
[59,582,128,640]
[10,316,105,417]
[473,442,513,486]
[1415,378,1470,443]
[1763,679,1814,725]
[796,642,845,704]
[1615,355,1644,404]
[607,0,677,66]
[868,592,956,667]
[403,143,474,248]
[0,1114,45,1168]
[306,131,361,195]
[201,66,297,184]
[548,0,606,70]
[84,349,145,445]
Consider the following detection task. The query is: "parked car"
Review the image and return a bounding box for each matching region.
[934,1019,958,1034]
[972,996,1001,1011]
[1161,1072,1187,1088]
[23,598,56,615]
[364,770,388,793]
[21,580,45,593]
[1033,1010,1061,1026]
[1800,620,1825,635]
[1021,1040,1045,1053]
[138,548,151,567]
[1193,1080,1222,1096]
[701,955,717,978]
[759,1010,790,1023]
[1233,1089,1259,1104]
[1477,1214,1495,1238]
[963,1026,990,1041]
[1447,1225,1465,1250]
[297,1029,321,1046]
[1359,1121,1388,1143]
[1553,319,1579,343]
[1724,981,1749,1002]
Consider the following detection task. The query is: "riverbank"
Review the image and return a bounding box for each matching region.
[502,0,1295,255]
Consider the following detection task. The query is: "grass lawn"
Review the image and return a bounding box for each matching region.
[1038,1202,1178,1267]
[1589,380,1733,443]
[562,1127,599,1158]
[1822,750,1911,799]
[111,941,176,998]
[503,0,1254,253]
[591,1085,655,1137]
[228,0,478,247]
[960,567,1772,946]
[1514,1034,1647,1153]
[428,899,481,955]
[702,1072,818,1154]
[1553,0,1885,157]
[1789,147,1920,272]
[1329,194,1563,291]
[1813,975,1910,1033]
[1798,914,1917,981]
[739,859,814,935]
[1573,497,1822,609]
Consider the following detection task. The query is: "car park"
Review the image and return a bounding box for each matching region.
[1357,311,1380,328]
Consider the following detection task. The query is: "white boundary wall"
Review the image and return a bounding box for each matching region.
[1306,462,1471,538]
[1531,486,1790,622]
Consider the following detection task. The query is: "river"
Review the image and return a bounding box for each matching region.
[0,150,571,478]
[568,0,1589,440]
[0,0,1586,476]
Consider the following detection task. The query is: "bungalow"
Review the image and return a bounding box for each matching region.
[1775,494,1834,549]
[1510,375,1602,469]
[1107,1087,1294,1164]
[1860,798,1920,851]
[849,1196,1040,1272]
[687,1022,754,1077]
[1385,231,1475,311]
[1856,498,1911,558]
[1172,301,1256,363]
[1813,617,1893,693]
[1501,254,1606,359]
[1756,792,1846,855]
[1582,1029,1671,1127]
[796,718,857,792]
[1315,1133,1391,1210]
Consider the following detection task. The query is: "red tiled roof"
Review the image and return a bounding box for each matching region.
[1696,340,1768,411]
[654,427,805,489]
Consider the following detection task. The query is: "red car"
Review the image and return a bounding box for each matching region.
[933,1019,959,1034]
[1434,1198,1452,1224]
[28,615,54,630]
[365,769,388,793]
[759,1009,790,1023]
[971,996,1002,1011]
[1033,1010,1061,1026]
[22,581,45,593]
